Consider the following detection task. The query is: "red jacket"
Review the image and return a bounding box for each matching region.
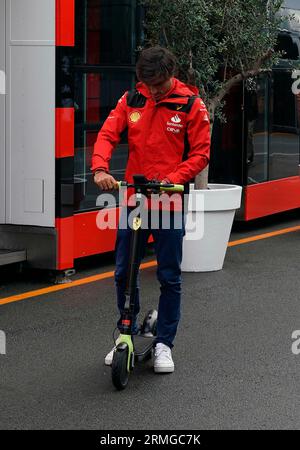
[91,78,210,185]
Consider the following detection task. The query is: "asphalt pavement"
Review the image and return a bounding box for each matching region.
[1,210,300,430]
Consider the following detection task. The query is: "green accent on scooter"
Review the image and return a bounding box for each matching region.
[117,180,184,192]
[118,334,134,372]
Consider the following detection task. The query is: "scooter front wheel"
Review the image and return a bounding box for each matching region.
[111,344,130,390]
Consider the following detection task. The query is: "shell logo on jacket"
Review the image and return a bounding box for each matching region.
[91,77,211,186]
[129,111,142,123]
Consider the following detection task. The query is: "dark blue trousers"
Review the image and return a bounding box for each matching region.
[115,208,185,348]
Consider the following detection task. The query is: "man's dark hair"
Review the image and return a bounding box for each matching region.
[136,46,177,84]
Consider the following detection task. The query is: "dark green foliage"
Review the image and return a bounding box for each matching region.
[142,0,289,120]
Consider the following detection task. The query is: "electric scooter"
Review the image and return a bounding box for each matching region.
[111,175,184,390]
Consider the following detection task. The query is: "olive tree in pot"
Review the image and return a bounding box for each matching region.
[143,0,288,271]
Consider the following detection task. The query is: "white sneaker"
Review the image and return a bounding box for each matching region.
[153,343,174,373]
[104,336,121,366]
[104,346,116,366]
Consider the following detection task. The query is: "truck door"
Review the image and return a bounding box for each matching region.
[0,0,5,223]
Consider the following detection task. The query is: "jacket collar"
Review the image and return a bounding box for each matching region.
[136,78,199,104]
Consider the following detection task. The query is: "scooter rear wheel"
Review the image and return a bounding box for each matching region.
[111,344,129,390]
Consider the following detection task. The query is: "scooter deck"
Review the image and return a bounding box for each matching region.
[133,334,155,362]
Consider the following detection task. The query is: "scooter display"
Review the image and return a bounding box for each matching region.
[111,175,184,390]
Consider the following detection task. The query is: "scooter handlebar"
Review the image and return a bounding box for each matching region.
[159,184,184,192]
[117,181,184,192]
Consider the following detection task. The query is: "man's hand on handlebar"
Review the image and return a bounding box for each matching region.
[159,178,171,194]
[94,171,119,191]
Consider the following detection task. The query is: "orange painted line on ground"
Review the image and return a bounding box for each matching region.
[1,225,300,307]
[0,261,157,306]
[228,224,300,247]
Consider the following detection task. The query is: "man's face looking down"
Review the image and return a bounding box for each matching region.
[144,77,172,102]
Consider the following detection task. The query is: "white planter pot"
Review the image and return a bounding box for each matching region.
[181,183,242,272]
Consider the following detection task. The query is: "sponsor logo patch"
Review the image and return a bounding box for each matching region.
[167,127,181,134]
[133,217,142,230]
[129,111,142,123]
[167,114,183,131]
[170,114,181,124]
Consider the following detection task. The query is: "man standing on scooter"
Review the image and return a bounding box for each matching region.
[92,46,210,373]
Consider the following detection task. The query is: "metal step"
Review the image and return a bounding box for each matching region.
[133,334,155,362]
[0,249,27,266]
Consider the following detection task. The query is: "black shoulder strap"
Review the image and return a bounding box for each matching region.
[181,94,201,196]
[127,89,147,108]
[185,95,200,114]
[183,95,200,160]
[181,97,199,200]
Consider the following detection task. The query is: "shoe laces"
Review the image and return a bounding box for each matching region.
[154,343,172,360]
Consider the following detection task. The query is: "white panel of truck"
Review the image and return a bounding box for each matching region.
[0,0,5,223]
[5,0,55,226]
